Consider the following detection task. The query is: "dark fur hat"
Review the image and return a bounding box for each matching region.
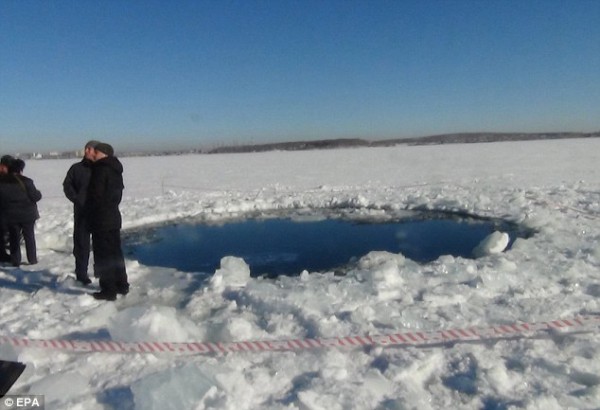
[95,143,114,157]
[85,140,101,149]
[8,158,25,174]
[0,155,15,166]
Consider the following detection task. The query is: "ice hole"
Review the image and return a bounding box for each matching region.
[124,210,534,277]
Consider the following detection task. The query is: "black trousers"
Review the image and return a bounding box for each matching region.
[0,223,10,262]
[92,229,128,294]
[73,211,91,278]
[7,222,37,266]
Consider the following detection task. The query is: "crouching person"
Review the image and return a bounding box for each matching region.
[86,143,129,301]
[0,159,42,266]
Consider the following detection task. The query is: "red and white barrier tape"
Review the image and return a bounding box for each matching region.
[2,315,599,355]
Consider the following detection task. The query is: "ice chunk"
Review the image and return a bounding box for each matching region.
[473,231,510,257]
[357,251,406,271]
[28,370,89,404]
[209,256,251,290]
[131,364,221,410]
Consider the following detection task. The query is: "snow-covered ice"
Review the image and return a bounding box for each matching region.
[1,138,600,409]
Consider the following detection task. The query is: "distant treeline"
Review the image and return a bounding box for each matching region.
[207,131,600,154]
[15,131,600,159]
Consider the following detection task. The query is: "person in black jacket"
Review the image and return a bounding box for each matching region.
[63,140,100,285]
[0,155,14,263]
[86,143,129,301]
[0,159,42,267]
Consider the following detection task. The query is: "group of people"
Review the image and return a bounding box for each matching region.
[0,155,42,267]
[0,140,129,302]
[63,141,129,301]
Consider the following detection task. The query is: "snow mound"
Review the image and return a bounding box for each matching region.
[108,305,199,342]
[355,251,407,300]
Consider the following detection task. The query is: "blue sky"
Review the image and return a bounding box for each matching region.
[1,0,599,153]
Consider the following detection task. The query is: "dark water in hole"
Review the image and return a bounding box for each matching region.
[124,214,531,277]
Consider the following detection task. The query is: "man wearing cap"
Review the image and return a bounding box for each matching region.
[86,142,129,301]
[63,141,100,284]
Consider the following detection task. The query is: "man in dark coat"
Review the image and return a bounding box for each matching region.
[63,140,99,284]
[86,142,129,301]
